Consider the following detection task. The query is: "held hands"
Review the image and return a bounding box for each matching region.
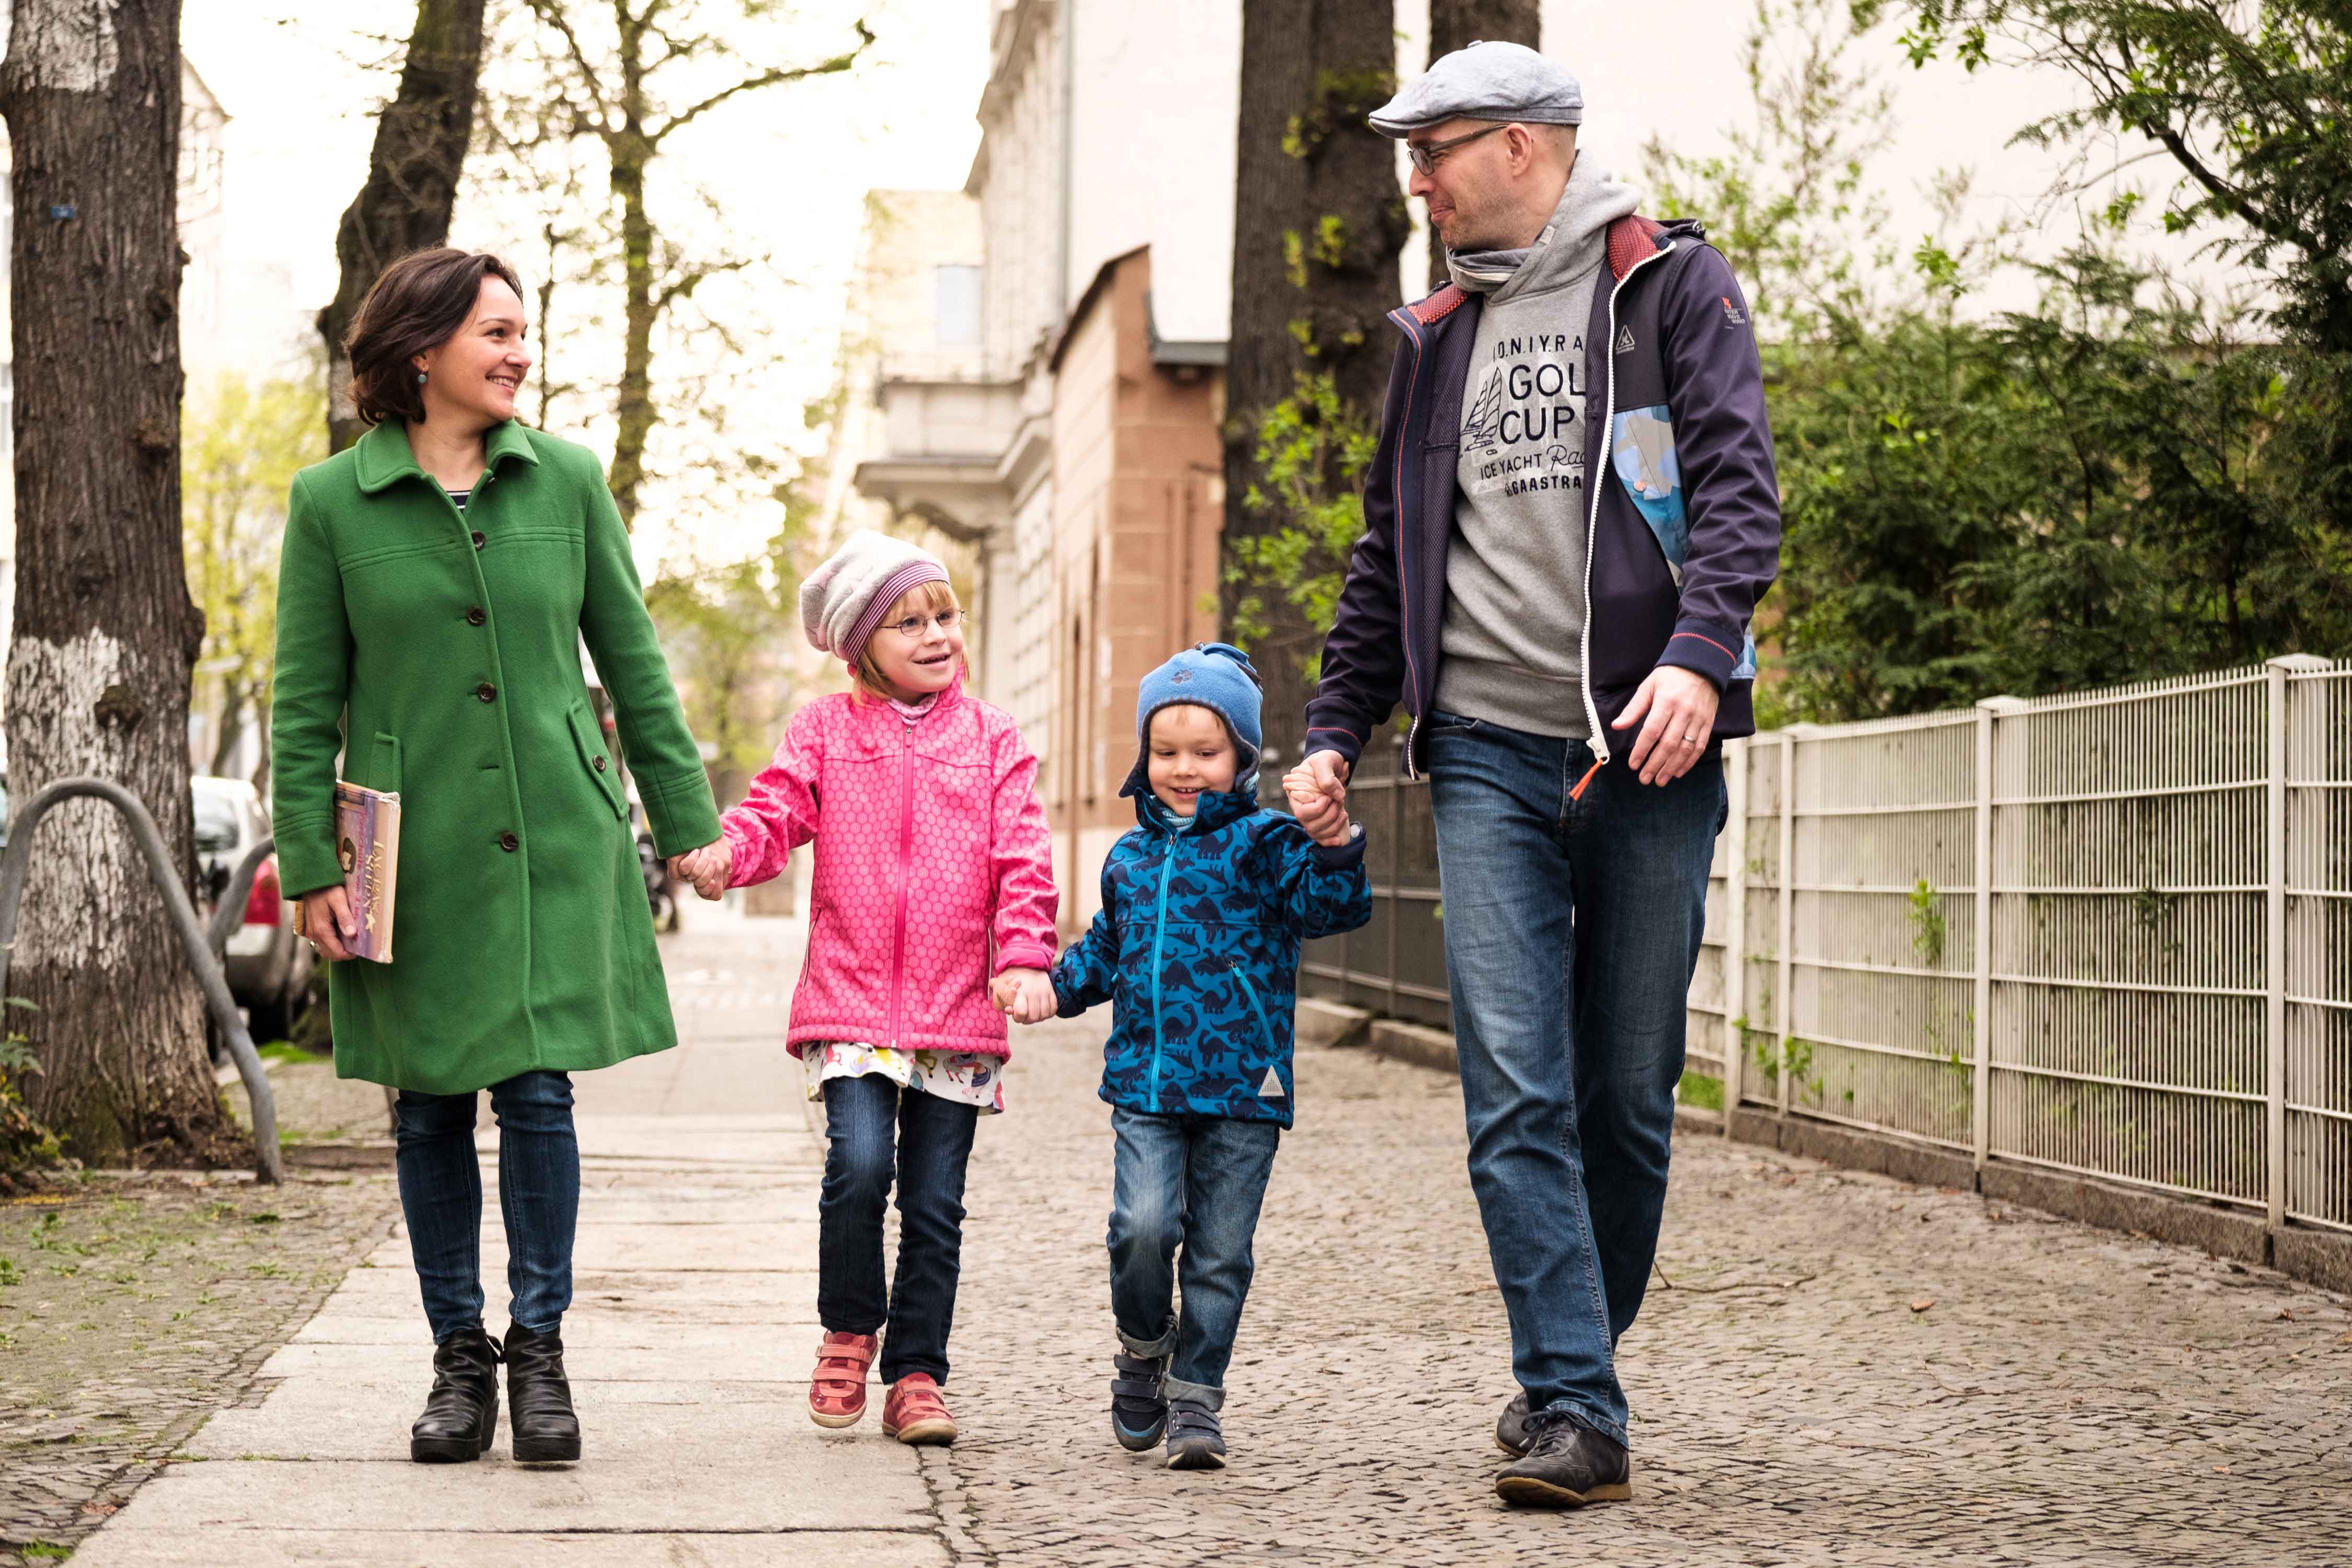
[1612,666,1722,786]
[296,886,359,962]
[989,967,1058,1025]
[670,839,733,901]
[1286,751,1354,846]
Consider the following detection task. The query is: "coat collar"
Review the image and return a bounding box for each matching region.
[354,419,541,496]
[1129,777,1260,838]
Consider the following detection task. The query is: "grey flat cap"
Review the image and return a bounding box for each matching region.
[1369,40,1583,137]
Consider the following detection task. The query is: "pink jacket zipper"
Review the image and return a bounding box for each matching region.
[887,709,917,1048]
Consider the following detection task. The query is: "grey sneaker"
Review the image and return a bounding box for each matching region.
[1110,1352,1168,1451]
[1494,1411,1632,1508]
[1165,1399,1226,1470]
[1495,1390,1532,1456]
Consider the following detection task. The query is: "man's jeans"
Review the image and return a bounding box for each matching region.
[818,1073,979,1386]
[393,1069,579,1342]
[1426,712,1724,1445]
[1106,1108,1282,1411]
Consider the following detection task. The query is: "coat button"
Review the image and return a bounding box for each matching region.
[465,605,486,626]
[593,756,607,773]
[499,832,519,852]
[470,531,486,551]
[476,683,498,702]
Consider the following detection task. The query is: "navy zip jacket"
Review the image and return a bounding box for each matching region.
[1305,214,1781,780]
[1051,774,1371,1128]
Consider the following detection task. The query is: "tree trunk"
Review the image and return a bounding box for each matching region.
[316,0,489,454]
[1224,0,1406,764]
[1425,0,1539,290]
[608,128,656,528]
[1,0,235,1164]
[208,681,246,777]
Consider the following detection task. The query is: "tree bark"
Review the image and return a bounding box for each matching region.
[1,0,236,1164]
[1425,0,1539,290]
[1224,0,1407,764]
[316,0,489,454]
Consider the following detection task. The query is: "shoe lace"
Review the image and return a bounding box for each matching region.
[1524,1410,1583,1458]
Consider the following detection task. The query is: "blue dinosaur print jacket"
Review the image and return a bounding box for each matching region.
[1052,779,1371,1128]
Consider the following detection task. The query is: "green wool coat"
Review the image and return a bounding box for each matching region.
[270,419,722,1094]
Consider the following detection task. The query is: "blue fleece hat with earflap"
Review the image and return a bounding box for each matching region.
[1122,642,1265,797]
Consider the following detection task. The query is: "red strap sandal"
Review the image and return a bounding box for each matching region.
[882,1372,959,1445]
[808,1331,879,1428]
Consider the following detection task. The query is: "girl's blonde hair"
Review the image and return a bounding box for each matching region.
[850,578,965,704]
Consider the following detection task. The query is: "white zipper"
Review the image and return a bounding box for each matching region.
[1579,240,1674,768]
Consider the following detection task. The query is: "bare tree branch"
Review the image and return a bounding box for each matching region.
[650,19,873,146]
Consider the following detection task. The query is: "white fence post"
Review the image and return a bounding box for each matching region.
[1974,701,1994,1175]
[2267,659,2289,1237]
[1778,730,1798,1121]
[1973,698,2023,1177]
[1722,738,1748,1134]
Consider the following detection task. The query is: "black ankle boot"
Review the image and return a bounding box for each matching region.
[504,1321,582,1463]
[410,1327,501,1463]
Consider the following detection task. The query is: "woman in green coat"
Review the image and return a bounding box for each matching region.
[271,248,721,1466]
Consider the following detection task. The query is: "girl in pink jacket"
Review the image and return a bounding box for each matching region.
[676,530,1058,1446]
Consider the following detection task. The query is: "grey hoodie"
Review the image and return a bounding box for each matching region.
[1435,158,1642,739]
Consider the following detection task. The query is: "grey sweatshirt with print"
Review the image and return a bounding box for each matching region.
[1433,159,1642,739]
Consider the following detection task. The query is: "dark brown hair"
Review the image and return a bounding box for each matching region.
[344,248,526,426]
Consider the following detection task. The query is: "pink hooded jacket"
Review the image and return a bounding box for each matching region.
[720,676,1058,1059]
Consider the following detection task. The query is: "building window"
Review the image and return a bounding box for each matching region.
[935,265,982,348]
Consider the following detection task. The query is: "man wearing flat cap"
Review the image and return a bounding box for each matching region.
[1290,41,1781,1509]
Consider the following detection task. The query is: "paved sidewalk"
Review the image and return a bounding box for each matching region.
[70,906,947,1567]
[937,1017,2352,1568]
[62,903,2352,1566]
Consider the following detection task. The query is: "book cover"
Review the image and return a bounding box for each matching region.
[331,781,401,963]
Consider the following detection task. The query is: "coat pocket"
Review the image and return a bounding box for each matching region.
[367,732,403,794]
[567,704,626,820]
[1226,963,1289,1102]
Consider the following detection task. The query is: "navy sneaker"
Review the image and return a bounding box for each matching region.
[1165,1399,1226,1470]
[1494,1411,1631,1508]
[1110,1352,1168,1451]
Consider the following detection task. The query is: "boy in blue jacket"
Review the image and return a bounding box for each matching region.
[1039,642,1370,1470]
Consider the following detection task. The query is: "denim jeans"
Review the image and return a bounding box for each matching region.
[1106,1107,1282,1410]
[818,1073,979,1386]
[393,1069,579,1342]
[1425,712,1724,1445]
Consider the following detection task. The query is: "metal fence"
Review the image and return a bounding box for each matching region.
[1297,656,2351,1239]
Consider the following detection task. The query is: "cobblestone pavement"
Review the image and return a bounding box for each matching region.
[0,1157,400,1565]
[936,1016,2352,1568]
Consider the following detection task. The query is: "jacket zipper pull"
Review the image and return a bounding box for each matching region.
[1570,756,1606,802]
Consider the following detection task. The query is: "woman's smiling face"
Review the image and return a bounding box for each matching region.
[861,582,965,701]
[413,275,532,427]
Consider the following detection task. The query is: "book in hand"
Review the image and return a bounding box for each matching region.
[326,780,401,963]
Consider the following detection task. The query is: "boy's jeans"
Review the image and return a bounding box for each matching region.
[819,1073,979,1386]
[1425,712,1723,1446]
[1106,1107,1282,1410]
[393,1069,579,1342]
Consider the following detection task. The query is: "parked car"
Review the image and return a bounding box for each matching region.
[193,775,313,1042]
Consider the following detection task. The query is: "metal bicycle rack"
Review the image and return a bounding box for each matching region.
[0,776,283,1183]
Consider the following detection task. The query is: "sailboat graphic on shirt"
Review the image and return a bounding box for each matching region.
[1460,368,1507,456]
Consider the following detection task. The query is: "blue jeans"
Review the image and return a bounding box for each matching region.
[1426,712,1724,1445]
[1106,1107,1282,1411]
[818,1074,979,1386]
[393,1069,578,1342]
